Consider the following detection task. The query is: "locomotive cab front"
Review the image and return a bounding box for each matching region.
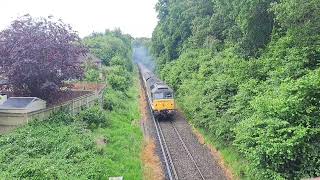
[151,85,175,116]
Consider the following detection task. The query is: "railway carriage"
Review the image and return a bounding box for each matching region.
[138,64,175,117]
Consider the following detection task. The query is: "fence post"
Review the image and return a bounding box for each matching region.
[72,99,75,115]
[86,96,89,108]
[26,113,28,124]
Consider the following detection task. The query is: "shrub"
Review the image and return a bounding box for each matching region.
[106,66,132,92]
[103,89,126,111]
[151,0,320,178]
[47,111,75,124]
[84,68,101,82]
[110,55,133,72]
[78,106,108,129]
[233,69,320,179]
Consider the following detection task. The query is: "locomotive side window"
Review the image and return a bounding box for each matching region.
[165,93,173,98]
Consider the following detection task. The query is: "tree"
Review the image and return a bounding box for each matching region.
[0,15,87,101]
[152,0,320,178]
[83,31,132,66]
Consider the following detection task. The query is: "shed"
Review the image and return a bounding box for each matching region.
[0,97,46,113]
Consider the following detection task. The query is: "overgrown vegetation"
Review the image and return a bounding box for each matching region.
[152,0,320,179]
[0,108,107,178]
[83,30,133,91]
[0,29,143,178]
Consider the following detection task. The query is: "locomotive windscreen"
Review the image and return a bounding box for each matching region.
[154,92,173,99]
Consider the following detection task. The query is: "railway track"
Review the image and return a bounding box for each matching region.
[170,121,206,180]
[149,106,178,180]
[147,100,205,180]
[139,67,227,180]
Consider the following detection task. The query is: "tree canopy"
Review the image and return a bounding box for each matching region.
[0,15,87,100]
[152,0,320,179]
[83,30,133,91]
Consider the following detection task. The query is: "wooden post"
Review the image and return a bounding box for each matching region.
[86,96,89,108]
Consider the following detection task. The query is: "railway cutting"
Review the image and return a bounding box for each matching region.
[138,64,228,180]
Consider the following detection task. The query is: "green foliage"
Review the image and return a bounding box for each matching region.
[0,28,142,179]
[83,30,134,93]
[84,67,100,82]
[83,31,132,66]
[0,113,106,179]
[235,70,320,179]
[110,55,133,72]
[152,0,275,60]
[153,0,320,178]
[106,65,132,92]
[133,38,152,49]
[0,75,143,179]
[78,106,109,129]
[83,29,142,178]
[103,89,127,111]
[100,73,143,179]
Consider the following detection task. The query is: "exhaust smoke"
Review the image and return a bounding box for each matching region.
[133,45,155,72]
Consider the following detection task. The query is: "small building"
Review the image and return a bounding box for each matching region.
[0,97,46,113]
[0,97,46,126]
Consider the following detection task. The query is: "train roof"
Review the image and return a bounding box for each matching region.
[139,63,173,93]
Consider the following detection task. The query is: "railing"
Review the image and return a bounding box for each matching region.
[0,86,105,126]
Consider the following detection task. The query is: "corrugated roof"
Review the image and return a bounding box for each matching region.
[0,97,38,109]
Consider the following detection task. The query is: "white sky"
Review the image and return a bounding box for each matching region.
[0,0,158,38]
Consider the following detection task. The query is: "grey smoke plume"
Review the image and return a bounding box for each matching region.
[133,45,155,71]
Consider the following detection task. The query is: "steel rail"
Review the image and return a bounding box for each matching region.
[170,121,206,180]
[143,88,173,180]
[139,66,202,180]
[140,69,178,180]
[155,118,179,180]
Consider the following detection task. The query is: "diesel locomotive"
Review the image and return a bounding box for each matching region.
[138,63,175,117]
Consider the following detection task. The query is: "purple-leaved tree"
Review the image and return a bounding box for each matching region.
[0,15,87,101]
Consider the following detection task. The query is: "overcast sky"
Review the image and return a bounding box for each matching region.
[0,0,158,38]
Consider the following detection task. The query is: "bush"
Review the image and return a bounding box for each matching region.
[84,67,100,82]
[0,112,107,179]
[47,111,75,124]
[78,106,108,129]
[233,70,320,179]
[103,89,126,111]
[110,55,133,72]
[106,66,132,92]
[152,0,320,178]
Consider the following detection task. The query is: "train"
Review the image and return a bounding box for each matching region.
[138,63,175,117]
